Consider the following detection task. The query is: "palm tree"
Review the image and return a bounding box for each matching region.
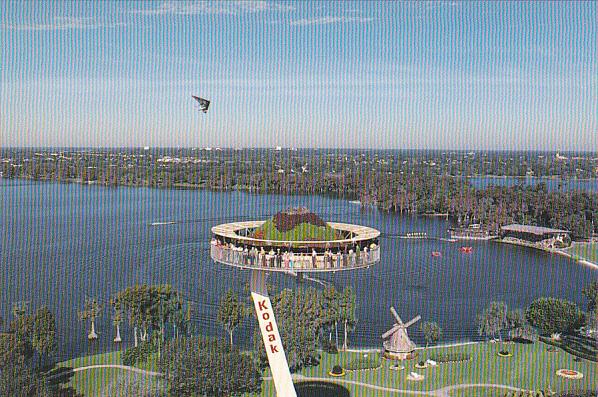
[338,287,357,351]
[110,298,123,343]
[79,297,102,340]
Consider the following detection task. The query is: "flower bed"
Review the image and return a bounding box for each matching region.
[540,335,598,362]
[344,354,382,371]
[328,365,346,377]
[556,369,584,380]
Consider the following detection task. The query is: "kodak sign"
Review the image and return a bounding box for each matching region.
[250,271,296,397]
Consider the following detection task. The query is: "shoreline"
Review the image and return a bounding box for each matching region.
[497,238,598,270]
[461,175,598,182]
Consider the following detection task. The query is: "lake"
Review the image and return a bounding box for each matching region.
[1,179,597,360]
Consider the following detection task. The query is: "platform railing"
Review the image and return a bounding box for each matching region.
[210,243,380,271]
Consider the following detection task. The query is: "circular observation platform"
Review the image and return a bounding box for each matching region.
[210,221,380,273]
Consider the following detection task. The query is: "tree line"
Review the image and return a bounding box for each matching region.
[477,281,598,342]
[3,149,597,238]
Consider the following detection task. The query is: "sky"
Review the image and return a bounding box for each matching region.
[0,1,596,150]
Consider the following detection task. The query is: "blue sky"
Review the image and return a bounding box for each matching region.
[1,1,596,149]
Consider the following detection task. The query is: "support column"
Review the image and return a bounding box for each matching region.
[250,270,297,397]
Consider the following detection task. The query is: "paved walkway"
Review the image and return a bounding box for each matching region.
[48,364,161,380]
[52,364,525,396]
[274,374,525,396]
[434,383,524,397]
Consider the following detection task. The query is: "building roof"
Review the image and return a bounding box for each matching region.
[501,224,570,235]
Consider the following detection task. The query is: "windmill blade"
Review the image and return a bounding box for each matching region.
[390,306,404,325]
[403,315,422,329]
[382,324,401,339]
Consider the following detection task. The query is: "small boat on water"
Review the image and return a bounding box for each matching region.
[431,251,442,257]
[405,232,428,239]
[150,221,176,226]
[459,246,473,253]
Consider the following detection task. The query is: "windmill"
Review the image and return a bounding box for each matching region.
[382,307,421,360]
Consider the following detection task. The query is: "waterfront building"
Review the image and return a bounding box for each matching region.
[500,224,571,247]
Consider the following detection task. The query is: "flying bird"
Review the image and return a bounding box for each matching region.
[192,95,210,113]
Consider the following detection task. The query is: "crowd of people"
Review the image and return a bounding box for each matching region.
[210,238,379,270]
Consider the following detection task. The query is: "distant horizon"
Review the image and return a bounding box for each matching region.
[3,146,598,155]
[1,1,596,150]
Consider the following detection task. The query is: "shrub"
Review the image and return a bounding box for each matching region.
[122,342,158,367]
[503,390,554,397]
[331,365,343,375]
[557,391,598,397]
[344,354,381,371]
[320,338,338,354]
[159,336,261,397]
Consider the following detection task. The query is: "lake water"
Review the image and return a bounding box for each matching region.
[1,179,597,360]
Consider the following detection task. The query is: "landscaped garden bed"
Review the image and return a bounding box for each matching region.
[540,334,597,362]
[497,350,513,357]
[327,365,346,377]
[556,369,584,380]
[343,354,382,371]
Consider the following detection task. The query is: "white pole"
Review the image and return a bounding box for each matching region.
[249,270,297,397]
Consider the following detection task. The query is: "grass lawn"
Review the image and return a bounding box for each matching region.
[566,242,598,265]
[55,351,163,396]
[56,342,597,397]
[263,342,597,396]
[58,350,122,368]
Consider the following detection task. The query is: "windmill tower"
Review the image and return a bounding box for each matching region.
[382,307,421,360]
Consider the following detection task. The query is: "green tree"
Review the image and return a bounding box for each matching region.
[525,297,585,335]
[0,332,50,397]
[217,289,247,346]
[0,357,50,397]
[420,321,442,348]
[268,288,321,371]
[159,336,261,397]
[477,301,509,341]
[31,307,56,369]
[507,309,537,341]
[9,301,34,362]
[338,287,357,351]
[78,297,102,340]
[321,286,340,348]
[114,284,183,348]
[582,282,598,313]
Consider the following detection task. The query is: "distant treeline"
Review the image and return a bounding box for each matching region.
[2,148,597,238]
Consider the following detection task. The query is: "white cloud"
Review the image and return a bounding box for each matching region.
[1,17,123,31]
[290,15,374,26]
[132,1,293,16]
